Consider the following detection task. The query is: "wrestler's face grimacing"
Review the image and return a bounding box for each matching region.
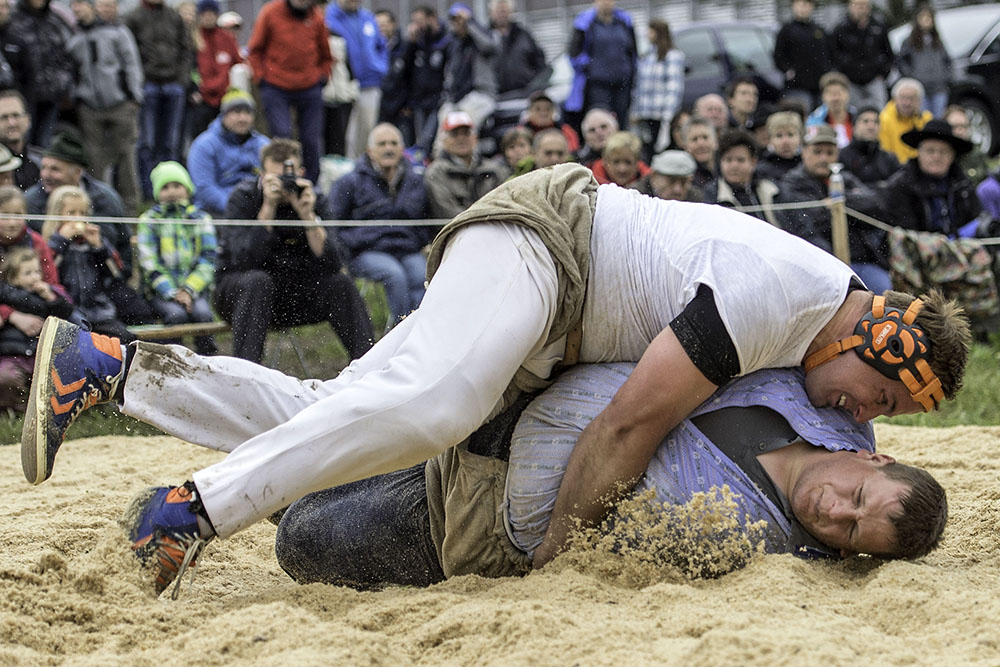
[790,449,905,557]
[804,352,922,422]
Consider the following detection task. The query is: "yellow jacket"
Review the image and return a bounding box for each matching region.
[878,101,932,164]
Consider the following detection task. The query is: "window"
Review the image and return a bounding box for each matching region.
[675,28,723,79]
[718,27,774,74]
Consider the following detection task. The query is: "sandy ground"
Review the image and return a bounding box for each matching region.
[1,424,999,666]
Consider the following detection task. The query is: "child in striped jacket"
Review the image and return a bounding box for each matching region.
[137,161,219,355]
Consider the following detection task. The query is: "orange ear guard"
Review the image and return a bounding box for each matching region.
[804,296,944,412]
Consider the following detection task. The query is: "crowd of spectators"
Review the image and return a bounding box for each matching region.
[0,0,997,410]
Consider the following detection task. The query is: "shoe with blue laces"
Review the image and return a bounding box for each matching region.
[122,482,214,598]
[20,316,124,485]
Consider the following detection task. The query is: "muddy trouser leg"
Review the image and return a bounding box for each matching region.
[121,306,424,451]
[126,223,559,538]
[274,463,442,589]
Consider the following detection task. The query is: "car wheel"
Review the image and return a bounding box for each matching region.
[959,97,998,156]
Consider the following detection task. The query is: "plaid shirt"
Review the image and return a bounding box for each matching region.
[631,48,685,122]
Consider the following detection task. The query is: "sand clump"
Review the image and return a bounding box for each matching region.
[551,486,768,589]
[0,426,999,665]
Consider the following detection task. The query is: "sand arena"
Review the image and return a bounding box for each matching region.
[1,423,998,665]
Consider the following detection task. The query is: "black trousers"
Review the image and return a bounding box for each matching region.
[106,280,157,326]
[214,269,374,363]
[274,464,444,589]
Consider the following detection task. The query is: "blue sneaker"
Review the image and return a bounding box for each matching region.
[21,317,124,485]
[123,483,214,598]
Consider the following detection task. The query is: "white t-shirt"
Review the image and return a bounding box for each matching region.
[579,185,857,373]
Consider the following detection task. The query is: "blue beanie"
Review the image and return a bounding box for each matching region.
[197,0,221,15]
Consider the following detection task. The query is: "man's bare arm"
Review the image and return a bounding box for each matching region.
[532,326,718,567]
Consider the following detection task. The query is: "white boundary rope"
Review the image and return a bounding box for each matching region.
[4,198,1000,244]
[0,212,452,228]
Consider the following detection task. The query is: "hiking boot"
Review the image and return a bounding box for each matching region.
[123,483,214,599]
[21,317,124,485]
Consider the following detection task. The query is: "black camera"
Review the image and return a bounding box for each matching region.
[280,159,304,196]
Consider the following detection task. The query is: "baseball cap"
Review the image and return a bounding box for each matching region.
[217,10,243,28]
[442,111,474,132]
[448,2,471,17]
[803,124,838,146]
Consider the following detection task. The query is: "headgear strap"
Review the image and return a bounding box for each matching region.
[803,296,944,412]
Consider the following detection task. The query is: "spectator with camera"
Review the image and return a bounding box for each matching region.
[215,139,374,363]
[436,2,499,145]
[398,6,448,157]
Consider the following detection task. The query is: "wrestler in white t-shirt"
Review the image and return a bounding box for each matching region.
[582,185,857,373]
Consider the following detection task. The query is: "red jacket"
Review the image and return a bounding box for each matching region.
[248,0,332,91]
[590,159,652,187]
[197,27,243,107]
[0,227,64,321]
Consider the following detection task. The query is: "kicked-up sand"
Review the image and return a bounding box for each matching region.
[1,424,998,666]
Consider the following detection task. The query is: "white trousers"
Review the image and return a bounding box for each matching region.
[122,223,560,537]
[345,87,382,159]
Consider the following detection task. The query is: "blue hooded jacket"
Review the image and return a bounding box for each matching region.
[565,7,636,113]
[187,117,270,217]
[325,2,388,89]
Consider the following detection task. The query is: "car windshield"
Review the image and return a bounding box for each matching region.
[718,27,775,72]
[891,5,1000,58]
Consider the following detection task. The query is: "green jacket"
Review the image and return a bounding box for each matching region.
[136,202,217,299]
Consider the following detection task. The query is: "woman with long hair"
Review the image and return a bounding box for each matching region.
[898,3,951,118]
[630,20,685,163]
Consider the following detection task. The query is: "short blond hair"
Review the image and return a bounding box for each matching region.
[765,111,803,138]
[42,185,90,240]
[602,131,641,161]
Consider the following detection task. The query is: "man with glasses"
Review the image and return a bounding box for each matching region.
[0,90,39,190]
[575,107,618,168]
[884,119,981,237]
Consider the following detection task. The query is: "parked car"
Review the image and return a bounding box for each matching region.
[486,21,781,150]
[672,21,782,109]
[890,3,1000,155]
